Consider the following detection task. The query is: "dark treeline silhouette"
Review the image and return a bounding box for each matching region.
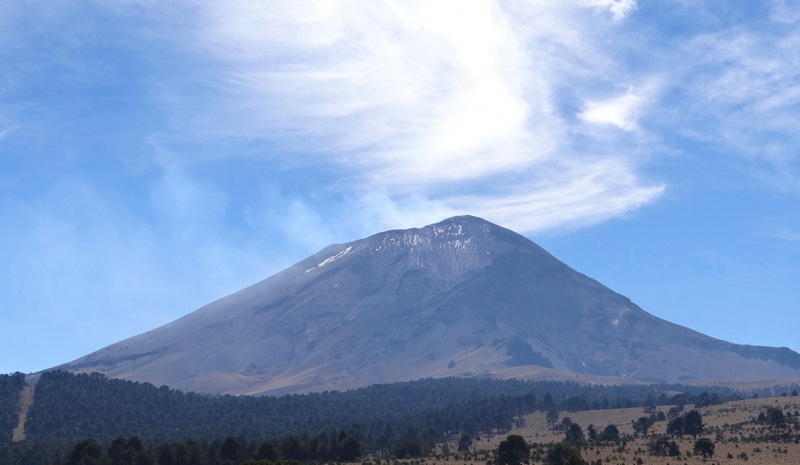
[751,384,800,399]
[0,432,361,465]
[2,370,785,465]
[22,371,749,445]
[0,372,26,443]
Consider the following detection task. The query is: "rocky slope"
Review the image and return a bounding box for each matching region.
[53,216,800,394]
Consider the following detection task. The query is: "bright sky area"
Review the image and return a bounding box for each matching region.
[1,0,799,374]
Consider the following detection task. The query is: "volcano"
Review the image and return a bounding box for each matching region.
[54,216,800,394]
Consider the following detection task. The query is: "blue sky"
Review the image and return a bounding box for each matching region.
[1,0,799,374]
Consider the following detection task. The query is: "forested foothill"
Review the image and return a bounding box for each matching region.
[2,370,800,465]
[0,373,26,443]
[23,371,751,442]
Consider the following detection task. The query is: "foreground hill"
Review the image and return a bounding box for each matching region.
[3,373,799,465]
[16,370,748,442]
[54,216,800,394]
[478,395,800,465]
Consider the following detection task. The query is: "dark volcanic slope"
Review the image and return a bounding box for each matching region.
[55,216,800,394]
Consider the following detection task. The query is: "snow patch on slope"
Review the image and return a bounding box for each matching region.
[305,247,352,273]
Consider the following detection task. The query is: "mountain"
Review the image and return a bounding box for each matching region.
[54,216,800,394]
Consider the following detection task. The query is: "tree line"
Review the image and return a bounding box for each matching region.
[0,431,359,465]
[18,370,751,446]
[0,373,26,444]
[0,369,784,465]
[3,397,799,465]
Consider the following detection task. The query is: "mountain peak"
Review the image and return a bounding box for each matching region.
[424,215,518,236]
[361,215,537,256]
[428,214,496,228]
[374,215,508,240]
[54,216,800,395]
[334,215,545,288]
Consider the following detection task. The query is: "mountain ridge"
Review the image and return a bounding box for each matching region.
[53,215,800,394]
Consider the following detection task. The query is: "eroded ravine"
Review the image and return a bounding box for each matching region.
[12,385,34,441]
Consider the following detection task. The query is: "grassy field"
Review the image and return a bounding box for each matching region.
[427,396,800,464]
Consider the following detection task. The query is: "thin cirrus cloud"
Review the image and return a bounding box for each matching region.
[447,159,664,233]
[149,0,662,232]
[766,229,800,242]
[672,12,800,187]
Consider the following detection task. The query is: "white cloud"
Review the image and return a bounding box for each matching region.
[139,0,659,232]
[186,1,540,187]
[579,90,643,131]
[584,0,638,21]
[446,159,664,232]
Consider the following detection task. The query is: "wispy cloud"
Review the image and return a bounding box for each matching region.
[447,158,663,232]
[584,0,638,22]
[188,0,540,184]
[134,0,661,232]
[670,13,800,188]
[579,90,643,131]
[765,229,800,242]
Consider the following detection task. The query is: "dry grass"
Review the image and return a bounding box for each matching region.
[424,396,800,465]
